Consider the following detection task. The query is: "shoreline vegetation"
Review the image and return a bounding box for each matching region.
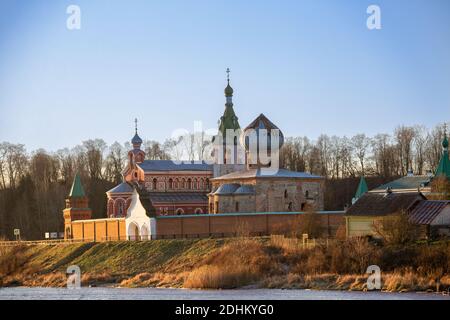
[1,237,449,293]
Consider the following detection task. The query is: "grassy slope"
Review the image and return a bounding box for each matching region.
[0,239,228,287]
[1,238,449,292]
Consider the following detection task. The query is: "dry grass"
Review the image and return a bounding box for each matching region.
[184,238,278,289]
[2,238,450,292]
[184,264,256,289]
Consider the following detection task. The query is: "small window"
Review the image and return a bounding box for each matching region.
[284,190,288,199]
[235,202,239,212]
[215,201,219,214]
[305,190,309,199]
[152,178,157,190]
[168,178,173,189]
[288,202,293,211]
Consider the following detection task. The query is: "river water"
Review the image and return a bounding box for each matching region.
[1,287,449,300]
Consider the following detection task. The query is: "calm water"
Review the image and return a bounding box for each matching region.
[1,287,450,300]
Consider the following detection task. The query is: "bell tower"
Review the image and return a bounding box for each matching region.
[212,69,245,177]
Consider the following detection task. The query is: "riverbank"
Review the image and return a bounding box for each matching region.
[2,287,450,300]
[1,237,449,292]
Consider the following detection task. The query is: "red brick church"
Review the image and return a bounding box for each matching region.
[106,75,242,217]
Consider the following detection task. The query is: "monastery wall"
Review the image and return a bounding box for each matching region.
[155,211,344,239]
[69,218,126,241]
[66,212,344,241]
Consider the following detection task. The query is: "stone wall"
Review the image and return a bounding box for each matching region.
[210,178,325,214]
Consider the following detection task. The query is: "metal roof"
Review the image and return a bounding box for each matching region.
[409,200,450,225]
[212,168,323,180]
[148,192,208,203]
[214,183,241,195]
[372,176,431,191]
[69,174,86,198]
[234,184,255,195]
[346,192,426,217]
[107,182,134,194]
[137,160,213,172]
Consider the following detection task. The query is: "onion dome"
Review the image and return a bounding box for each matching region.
[131,118,143,148]
[443,135,449,149]
[241,113,285,152]
[132,133,143,145]
[224,82,234,97]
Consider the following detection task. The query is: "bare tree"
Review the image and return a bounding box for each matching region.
[395,126,416,175]
[352,134,371,175]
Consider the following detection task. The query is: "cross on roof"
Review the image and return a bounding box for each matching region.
[226,68,230,83]
[135,118,138,134]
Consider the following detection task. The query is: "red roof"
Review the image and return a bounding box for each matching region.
[409,200,450,225]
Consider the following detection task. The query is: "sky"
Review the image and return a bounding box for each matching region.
[0,0,450,152]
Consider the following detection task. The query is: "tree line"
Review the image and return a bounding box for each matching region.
[0,122,448,240]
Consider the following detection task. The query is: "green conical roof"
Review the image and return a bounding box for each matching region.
[218,105,240,137]
[354,176,369,199]
[435,144,450,179]
[69,174,86,198]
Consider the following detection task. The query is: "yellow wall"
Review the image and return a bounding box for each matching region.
[346,216,381,238]
[68,218,126,242]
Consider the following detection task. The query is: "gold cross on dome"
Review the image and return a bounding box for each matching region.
[226,68,230,82]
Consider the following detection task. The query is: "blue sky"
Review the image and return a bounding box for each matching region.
[1,0,450,152]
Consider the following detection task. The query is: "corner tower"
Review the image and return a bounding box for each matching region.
[63,174,92,239]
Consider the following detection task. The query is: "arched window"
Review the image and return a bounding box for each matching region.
[206,178,210,190]
[288,202,293,211]
[182,178,186,189]
[193,178,197,190]
[117,200,125,217]
[152,178,157,190]
[174,179,179,189]
[284,190,288,199]
[305,190,309,199]
[200,178,205,190]
[168,178,173,189]
[187,178,192,190]
[235,202,239,212]
[195,208,203,214]
[176,208,184,215]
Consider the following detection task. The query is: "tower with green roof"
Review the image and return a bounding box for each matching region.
[352,176,369,205]
[63,174,92,239]
[212,69,245,176]
[435,131,450,179]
